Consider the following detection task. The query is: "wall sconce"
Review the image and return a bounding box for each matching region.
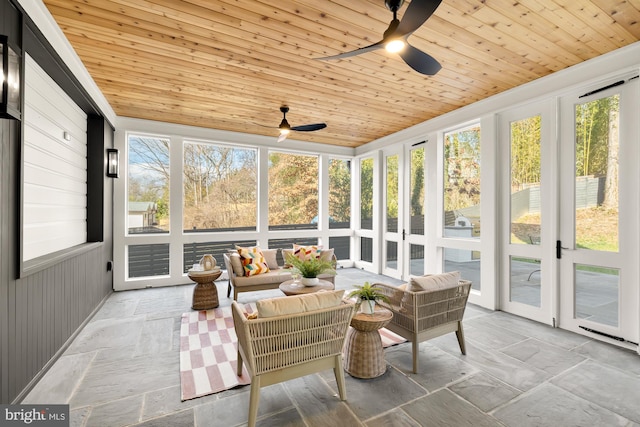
[1,35,21,120]
[106,148,119,178]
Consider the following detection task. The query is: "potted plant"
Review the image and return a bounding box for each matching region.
[347,282,390,314]
[285,253,336,286]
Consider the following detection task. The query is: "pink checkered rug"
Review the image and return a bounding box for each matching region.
[179,304,406,401]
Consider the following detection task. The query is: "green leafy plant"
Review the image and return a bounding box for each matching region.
[285,253,336,278]
[347,282,389,303]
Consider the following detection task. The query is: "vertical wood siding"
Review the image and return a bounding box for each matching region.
[5,245,110,403]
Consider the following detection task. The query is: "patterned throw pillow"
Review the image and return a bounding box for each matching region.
[292,244,322,261]
[236,246,270,276]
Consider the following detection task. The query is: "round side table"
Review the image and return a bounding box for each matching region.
[343,306,393,379]
[279,279,334,296]
[189,270,222,310]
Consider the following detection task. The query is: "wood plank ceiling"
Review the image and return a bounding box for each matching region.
[42,0,640,148]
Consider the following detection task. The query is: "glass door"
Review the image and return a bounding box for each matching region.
[382,149,403,278]
[499,101,555,324]
[559,76,639,346]
[405,145,426,278]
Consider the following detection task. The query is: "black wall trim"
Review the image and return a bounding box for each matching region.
[87,115,108,242]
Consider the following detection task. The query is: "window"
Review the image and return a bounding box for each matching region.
[328,158,351,229]
[410,147,425,235]
[360,157,373,230]
[510,115,541,245]
[443,124,481,291]
[127,135,170,234]
[386,155,399,233]
[183,141,257,232]
[268,151,318,230]
[115,133,352,289]
[575,95,619,252]
[444,124,481,238]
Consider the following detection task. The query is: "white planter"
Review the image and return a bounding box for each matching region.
[301,277,319,286]
[360,300,376,314]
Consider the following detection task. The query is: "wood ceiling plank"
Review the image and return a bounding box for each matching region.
[50,0,536,96]
[444,0,582,71]
[48,9,448,99]
[41,0,640,147]
[515,0,622,56]
[81,68,439,131]
[114,102,376,146]
[64,31,470,117]
[478,0,616,58]
[52,7,504,113]
[180,0,548,88]
[553,0,640,42]
[92,72,448,131]
[78,60,462,117]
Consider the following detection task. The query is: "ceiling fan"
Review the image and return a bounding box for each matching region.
[317,0,442,75]
[275,106,326,142]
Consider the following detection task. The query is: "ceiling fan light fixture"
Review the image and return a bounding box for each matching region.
[385,39,405,53]
[278,116,291,133]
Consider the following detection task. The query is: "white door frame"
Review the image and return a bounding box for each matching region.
[498,100,557,325]
[382,147,404,279]
[404,142,428,279]
[558,74,639,348]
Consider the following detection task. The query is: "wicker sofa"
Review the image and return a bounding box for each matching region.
[223,247,336,300]
[231,291,354,427]
[374,274,472,373]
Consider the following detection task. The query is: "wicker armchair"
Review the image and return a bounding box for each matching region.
[231,299,355,427]
[374,279,472,373]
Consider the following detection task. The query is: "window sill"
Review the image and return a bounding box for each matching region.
[20,242,104,279]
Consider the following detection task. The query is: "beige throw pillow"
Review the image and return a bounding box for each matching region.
[261,248,280,270]
[409,271,460,292]
[319,248,335,262]
[229,252,245,277]
[256,290,345,318]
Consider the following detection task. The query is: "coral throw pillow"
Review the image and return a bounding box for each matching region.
[237,246,270,276]
[293,244,321,261]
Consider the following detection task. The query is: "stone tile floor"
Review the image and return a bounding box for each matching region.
[24,268,640,426]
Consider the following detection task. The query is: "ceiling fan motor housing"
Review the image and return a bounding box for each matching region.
[385,0,404,12]
[279,106,291,130]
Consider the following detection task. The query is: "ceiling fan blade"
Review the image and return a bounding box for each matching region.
[395,0,442,37]
[291,123,327,132]
[398,44,441,75]
[316,40,385,60]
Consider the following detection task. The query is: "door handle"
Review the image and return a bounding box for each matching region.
[556,240,569,259]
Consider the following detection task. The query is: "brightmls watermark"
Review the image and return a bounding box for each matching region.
[0,405,69,427]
